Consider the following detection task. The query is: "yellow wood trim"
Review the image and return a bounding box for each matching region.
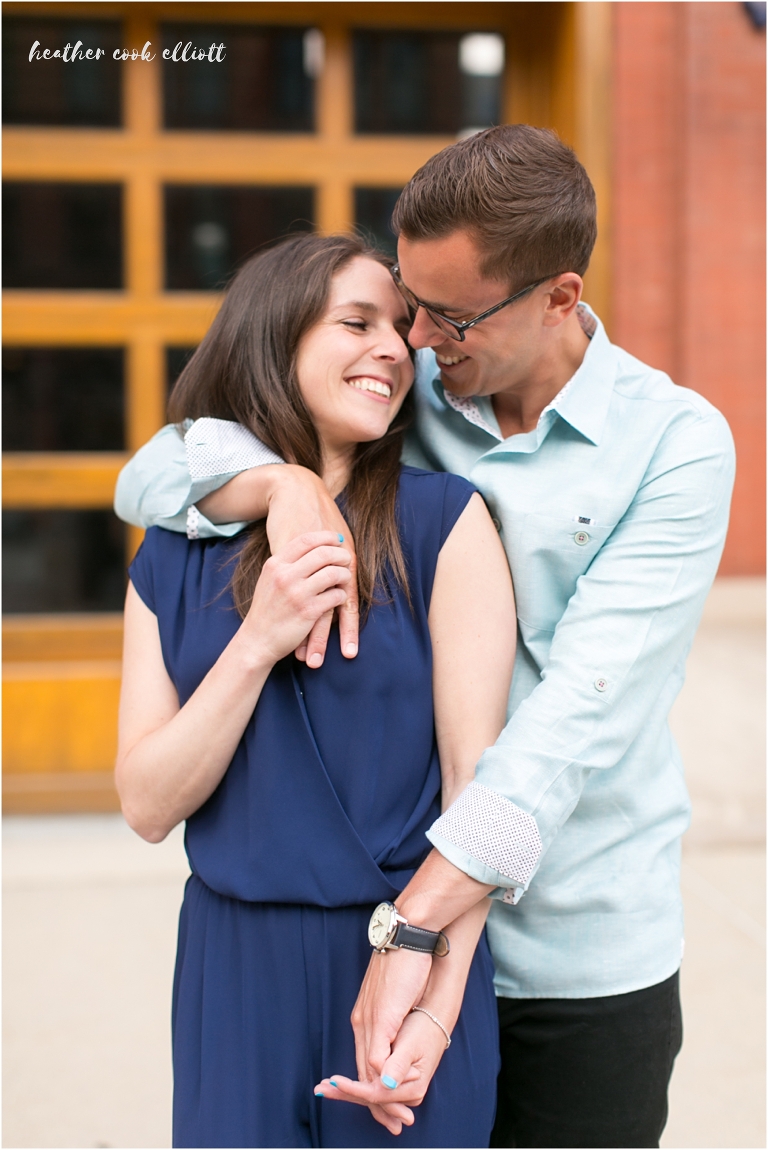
[4,660,123,681]
[125,174,163,297]
[2,452,127,507]
[127,338,166,449]
[3,671,120,773]
[3,613,124,662]
[3,771,120,815]
[3,2,515,31]
[3,292,222,343]
[3,129,458,184]
[127,525,145,563]
[123,10,161,135]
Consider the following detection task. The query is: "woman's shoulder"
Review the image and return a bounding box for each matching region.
[396,467,478,554]
[398,465,476,499]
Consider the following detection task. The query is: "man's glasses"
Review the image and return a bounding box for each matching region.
[391,264,557,343]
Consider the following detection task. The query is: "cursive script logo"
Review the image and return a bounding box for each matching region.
[29,40,226,63]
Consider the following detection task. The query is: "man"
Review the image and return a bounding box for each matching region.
[115,125,734,1148]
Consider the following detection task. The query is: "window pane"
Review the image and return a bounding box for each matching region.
[165,185,314,290]
[354,30,503,135]
[166,347,197,399]
[162,24,315,131]
[355,188,403,258]
[2,510,126,614]
[3,182,123,289]
[2,17,122,127]
[2,348,124,452]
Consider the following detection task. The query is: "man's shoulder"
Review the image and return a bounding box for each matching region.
[611,344,733,446]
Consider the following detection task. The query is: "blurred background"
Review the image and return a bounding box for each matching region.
[2,2,765,1147]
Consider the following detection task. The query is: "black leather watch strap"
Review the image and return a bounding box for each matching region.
[391,921,450,957]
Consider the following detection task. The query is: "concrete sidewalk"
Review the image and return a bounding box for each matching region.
[3,578,765,1149]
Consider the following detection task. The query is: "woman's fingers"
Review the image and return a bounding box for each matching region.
[276,531,350,565]
[303,610,334,668]
[314,1078,415,1130]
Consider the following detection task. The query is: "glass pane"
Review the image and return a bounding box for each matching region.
[2,348,124,452]
[3,182,123,289]
[161,24,315,131]
[2,17,122,127]
[355,188,404,258]
[166,347,197,399]
[2,510,126,614]
[354,30,504,135]
[165,185,314,290]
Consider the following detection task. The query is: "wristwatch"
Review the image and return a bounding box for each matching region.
[368,901,450,957]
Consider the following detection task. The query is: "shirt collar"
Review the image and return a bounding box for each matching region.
[430,303,618,448]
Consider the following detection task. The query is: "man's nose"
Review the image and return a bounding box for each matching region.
[407,307,446,350]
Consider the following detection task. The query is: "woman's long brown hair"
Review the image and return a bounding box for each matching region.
[167,233,414,619]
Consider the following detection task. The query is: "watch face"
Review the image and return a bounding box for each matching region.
[368,902,395,949]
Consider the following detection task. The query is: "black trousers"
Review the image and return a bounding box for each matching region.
[490,971,682,1149]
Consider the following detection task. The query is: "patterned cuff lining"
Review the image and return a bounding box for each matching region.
[185,417,284,480]
[430,781,542,886]
[186,505,201,540]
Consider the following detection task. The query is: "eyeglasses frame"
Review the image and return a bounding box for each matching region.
[391,264,558,342]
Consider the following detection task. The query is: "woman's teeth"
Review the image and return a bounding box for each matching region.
[436,353,469,366]
[347,377,392,398]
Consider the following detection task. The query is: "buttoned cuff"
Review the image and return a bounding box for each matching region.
[184,503,248,540]
[426,781,542,897]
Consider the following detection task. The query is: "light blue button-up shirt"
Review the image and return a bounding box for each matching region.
[114,307,735,998]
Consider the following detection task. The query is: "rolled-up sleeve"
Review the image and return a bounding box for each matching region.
[114,419,281,538]
[427,409,736,900]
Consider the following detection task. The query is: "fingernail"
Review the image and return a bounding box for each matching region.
[329,1079,338,1088]
[382,1075,398,1090]
[307,653,322,668]
[337,533,344,542]
[314,1091,324,1098]
[345,644,357,657]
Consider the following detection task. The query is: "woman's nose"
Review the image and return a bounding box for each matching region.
[375,326,411,362]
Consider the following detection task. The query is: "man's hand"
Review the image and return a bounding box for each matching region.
[199,464,359,666]
[351,948,433,1088]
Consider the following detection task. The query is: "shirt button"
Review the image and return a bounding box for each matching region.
[492,517,502,532]
[594,677,608,692]
[574,531,590,546]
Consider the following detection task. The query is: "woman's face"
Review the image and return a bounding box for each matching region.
[294,256,414,459]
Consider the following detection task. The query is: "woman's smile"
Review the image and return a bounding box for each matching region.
[345,374,394,402]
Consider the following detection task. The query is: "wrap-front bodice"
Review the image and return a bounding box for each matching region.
[129,466,475,906]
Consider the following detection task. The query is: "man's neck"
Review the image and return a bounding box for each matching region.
[490,311,590,439]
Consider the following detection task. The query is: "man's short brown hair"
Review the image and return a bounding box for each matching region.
[391,124,597,289]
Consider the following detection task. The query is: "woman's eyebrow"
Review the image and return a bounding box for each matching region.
[332,299,380,313]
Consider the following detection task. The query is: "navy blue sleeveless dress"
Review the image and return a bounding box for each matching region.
[129,467,499,1149]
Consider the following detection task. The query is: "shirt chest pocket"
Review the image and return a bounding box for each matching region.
[510,513,617,631]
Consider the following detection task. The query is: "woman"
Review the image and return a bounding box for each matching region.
[116,234,516,1148]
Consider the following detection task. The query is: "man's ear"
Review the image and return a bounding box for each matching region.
[542,274,583,327]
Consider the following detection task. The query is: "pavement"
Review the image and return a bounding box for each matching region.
[3,577,765,1149]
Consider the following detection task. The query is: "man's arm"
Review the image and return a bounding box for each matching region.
[353,406,735,1074]
[114,418,360,664]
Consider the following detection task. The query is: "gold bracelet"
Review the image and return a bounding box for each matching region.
[410,1005,451,1049]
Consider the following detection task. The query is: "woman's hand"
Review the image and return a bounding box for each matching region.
[199,465,360,667]
[314,1007,449,1135]
[240,531,352,666]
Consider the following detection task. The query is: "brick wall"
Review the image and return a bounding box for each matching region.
[611,2,765,574]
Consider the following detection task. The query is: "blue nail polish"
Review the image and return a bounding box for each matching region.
[314,1091,324,1098]
[382,1075,398,1090]
[337,533,344,542]
[329,1079,338,1088]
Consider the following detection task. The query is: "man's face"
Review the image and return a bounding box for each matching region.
[397,230,546,399]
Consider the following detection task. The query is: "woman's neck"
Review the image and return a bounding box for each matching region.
[321,445,355,498]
